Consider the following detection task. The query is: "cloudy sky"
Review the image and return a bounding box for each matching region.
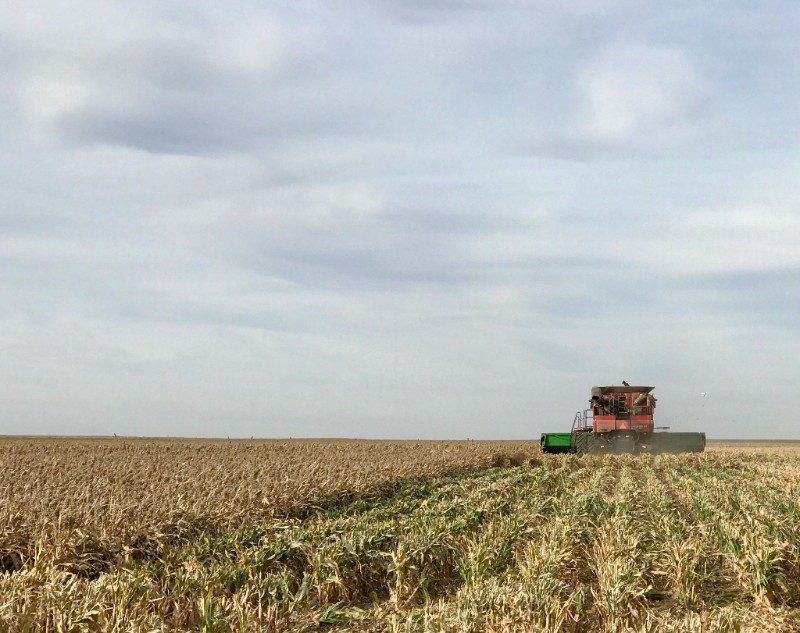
[1,1,798,439]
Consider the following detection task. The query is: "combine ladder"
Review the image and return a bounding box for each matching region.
[570,409,593,455]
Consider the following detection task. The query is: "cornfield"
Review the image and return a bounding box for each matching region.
[2,438,800,631]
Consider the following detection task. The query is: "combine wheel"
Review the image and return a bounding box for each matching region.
[572,431,591,455]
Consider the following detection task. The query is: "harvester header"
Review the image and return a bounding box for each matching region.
[541,384,705,454]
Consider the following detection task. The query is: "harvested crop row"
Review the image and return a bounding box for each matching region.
[354,454,800,633]
[3,441,800,631]
[1,460,560,631]
[0,438,531,573]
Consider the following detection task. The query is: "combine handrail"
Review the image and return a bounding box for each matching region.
[570,409,592,451]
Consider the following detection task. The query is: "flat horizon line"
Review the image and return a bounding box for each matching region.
[2,435,800,442]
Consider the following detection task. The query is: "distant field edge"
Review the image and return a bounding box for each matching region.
[0,435,533,441]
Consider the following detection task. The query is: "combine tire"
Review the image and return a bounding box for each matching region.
[573,432,591,455]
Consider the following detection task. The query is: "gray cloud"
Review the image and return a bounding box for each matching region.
[681,268,800,330]
[1,1,799,438]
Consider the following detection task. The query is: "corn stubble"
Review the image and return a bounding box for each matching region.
[2,439,800,631]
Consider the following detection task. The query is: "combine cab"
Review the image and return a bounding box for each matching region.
[541,385,705,454]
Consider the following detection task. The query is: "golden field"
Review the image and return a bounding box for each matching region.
[1,438,799,631]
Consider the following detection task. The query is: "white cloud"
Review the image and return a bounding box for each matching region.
[644,205,800,274]
[578,41,707,142]
[686,206,800,232]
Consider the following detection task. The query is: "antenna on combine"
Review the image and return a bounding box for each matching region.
[698,392,708,425]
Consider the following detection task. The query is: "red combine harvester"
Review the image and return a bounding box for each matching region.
[541,385,706,454]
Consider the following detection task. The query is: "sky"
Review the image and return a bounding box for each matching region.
[1,1,798,439]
